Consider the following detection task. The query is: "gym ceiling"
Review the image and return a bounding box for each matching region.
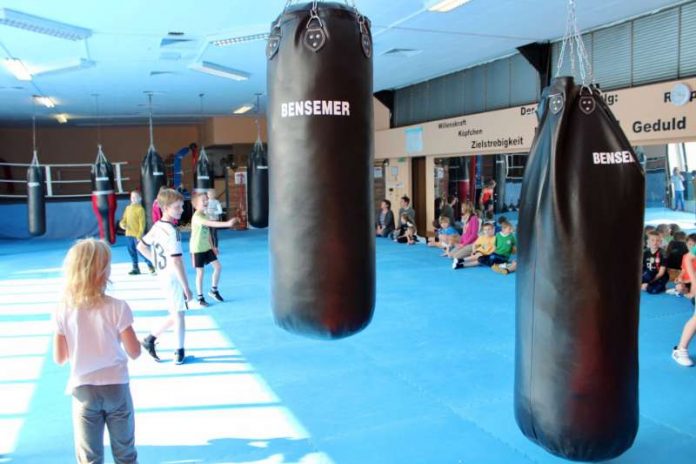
[0,0,685,124]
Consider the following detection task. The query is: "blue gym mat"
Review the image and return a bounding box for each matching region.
[0,208,695,463]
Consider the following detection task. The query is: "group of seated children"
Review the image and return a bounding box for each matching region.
[642,224,694,296]
[640,224,696,368]
[450,219,517,274]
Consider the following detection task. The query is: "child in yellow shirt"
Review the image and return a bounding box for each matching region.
[452,222,495,270]
[119,191,154,275]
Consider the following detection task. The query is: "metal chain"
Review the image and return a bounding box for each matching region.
[147,93,155,151]
[254,93,263,146]
[31,102,39,165]
[556,0,593,86]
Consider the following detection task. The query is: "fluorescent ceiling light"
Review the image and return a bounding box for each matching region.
[212,33,269,47]
[34,58,95,77]
[3,58,32,80]
[427,0,472,12]
[0,8,92,41]
[33,95,56,108]
[189,61,249,81]
[233,104,254,114]
[55,113,68,124]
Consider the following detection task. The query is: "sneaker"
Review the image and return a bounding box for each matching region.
[672,346,694,367]
[141,335,160,361]
[128,268,140,275]
[492,264,509,275]
[452,258,463,270]
[209,289,224,302]
[197,296,209,308]
[174,348,185,365]
[147,265,156,275]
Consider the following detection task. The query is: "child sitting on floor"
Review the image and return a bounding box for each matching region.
[642,230,669,294]
[452,222,495,269]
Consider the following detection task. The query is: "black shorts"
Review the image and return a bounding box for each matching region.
[478,253,508,267]
[193,249,218,268]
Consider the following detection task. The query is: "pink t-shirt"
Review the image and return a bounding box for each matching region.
[459,215,480,246]
[54,295,133,393]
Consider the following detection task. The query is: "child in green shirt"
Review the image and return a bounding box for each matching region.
[190,192,237,307]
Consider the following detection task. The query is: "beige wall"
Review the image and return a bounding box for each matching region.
[381,157,412,210]
[376,77,696,160]
[0,124,200,165]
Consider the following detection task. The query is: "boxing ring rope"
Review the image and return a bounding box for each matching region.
[0,161,130,198]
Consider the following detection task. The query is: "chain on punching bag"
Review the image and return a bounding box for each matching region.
[515,76,643,461]
[27,150,46,236]
[194,146,213,193]
[91,146,117,244]
[247,139,269,228]
[267,1,375,338]
[141,146,167,230]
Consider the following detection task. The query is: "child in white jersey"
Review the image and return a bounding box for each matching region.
[53,238,141,464]
[137,188,193,364]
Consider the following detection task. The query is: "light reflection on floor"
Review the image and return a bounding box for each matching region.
[0,261,334,464]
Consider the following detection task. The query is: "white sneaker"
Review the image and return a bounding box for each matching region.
[672,347,694,367]
[665,289,679,296]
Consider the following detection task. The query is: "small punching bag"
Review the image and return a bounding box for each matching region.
[91,145,117,244]
[267,1,375,338]
[515,76,643,461]
[247,139,269,228]
[194,146,213,193]
[27,151,46,236]
[141,146,167,230]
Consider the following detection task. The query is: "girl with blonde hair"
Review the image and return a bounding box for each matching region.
[53,238,141,463]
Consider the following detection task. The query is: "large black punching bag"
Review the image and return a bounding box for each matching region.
[247,140,269,228]
[27,152,46,236]
[267,1,375,338]
[91,146,117,244]
[194,146,213,193]
[141,146,167,230]
[515,76,643,461]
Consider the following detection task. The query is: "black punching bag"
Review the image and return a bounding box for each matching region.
[515,77,643,461]
[267,1,375,338]
[27,152,46,236]
[247,140,269,228]
[141,146,167,230]
[91,147,117,244]
[194,146,213,193]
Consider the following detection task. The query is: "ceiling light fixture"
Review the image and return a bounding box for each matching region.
[233,104,254,114]
[212,33,270,47]
[427,0,472,12]
[0,8,92,40]
[33,58,95,77]
[189,61,249,81]
[33,95,56,108]
[55,113,68,123]
[3,58,32,80]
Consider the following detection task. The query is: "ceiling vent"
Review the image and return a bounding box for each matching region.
[381,48,422,58]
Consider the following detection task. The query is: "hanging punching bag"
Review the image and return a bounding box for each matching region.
[91,146,117,244]
[515,76,643,461]
[27,152,46,236]
[247,140,269,228]
[141,146,167,230]
[194,146,213,193]
[267,1,375,338]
